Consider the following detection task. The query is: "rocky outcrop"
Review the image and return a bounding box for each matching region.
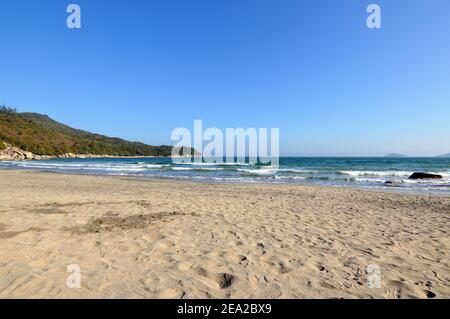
[409,172,443,180]
[0,142,49,160]
[0,143,139,160]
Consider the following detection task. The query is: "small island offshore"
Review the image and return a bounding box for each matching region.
[384,153,407,158]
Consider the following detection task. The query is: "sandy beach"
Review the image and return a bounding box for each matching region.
[0,169,448,299]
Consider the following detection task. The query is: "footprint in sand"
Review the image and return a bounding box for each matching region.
[264,283,282,298]
[142,233,166,242]
[217,273,234,289]
[221,252,248,265]
[316,264,328,273]
[177,261,194,271]
[277,262,292,274]
[158,287,185,298]
[193,267,235,290]
[385,280,432,299]
[154,239,176,249]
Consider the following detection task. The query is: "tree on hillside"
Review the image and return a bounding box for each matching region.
[0,105,17,114]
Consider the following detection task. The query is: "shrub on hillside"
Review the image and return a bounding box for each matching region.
[0,105,17,114]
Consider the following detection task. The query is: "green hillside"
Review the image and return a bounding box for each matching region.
[0,109,188,156]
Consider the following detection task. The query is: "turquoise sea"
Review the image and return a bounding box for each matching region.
[1,157,449,194]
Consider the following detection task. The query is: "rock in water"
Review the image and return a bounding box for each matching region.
[409,172,443,180]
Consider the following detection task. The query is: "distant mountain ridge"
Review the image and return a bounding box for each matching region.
[0,111,192,157]
[384,153,407,158]
[436,153,450,158]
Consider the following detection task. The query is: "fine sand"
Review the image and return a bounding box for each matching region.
[0,169,449,299]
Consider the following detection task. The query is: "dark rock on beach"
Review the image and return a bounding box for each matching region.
[408,172,443,180]
[218,273,234,289]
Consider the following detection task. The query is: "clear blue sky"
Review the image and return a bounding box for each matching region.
[1,0,449,156]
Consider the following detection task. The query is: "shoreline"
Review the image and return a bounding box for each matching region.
[0,169,449,298]
[1,166,449,197]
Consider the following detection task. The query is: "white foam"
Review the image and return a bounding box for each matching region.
[171,167,223,171]
[340,170,413,177]
[277,168,318,174]
[173,161,251,166]
[238,168,279,175]
[12,161,166,172]
[274,175,307,180]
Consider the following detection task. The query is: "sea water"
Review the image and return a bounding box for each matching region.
[1,157,449,194]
